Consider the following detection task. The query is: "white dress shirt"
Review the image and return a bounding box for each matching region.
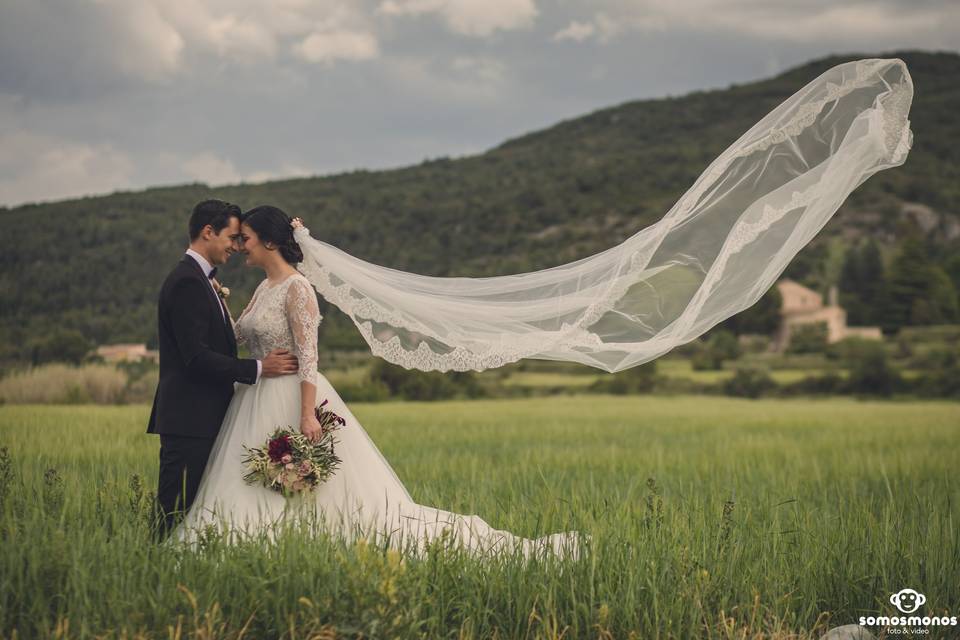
[185,248,262,383]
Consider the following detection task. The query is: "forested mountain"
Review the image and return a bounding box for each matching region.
[1,50,958,363]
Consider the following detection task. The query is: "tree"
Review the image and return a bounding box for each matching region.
[927,267,959,323]
[845,341,901,397]
[691,329,743,370]
[719,286,782,335]
[28,328,93,365]
[839,238,886,325]
[944,254,960,299]
[787,322,828,354]
[839,241,865,323]
[708,330,742,361]
[858,239,885,324]
[724,366,776,398]
[882,225,954,333]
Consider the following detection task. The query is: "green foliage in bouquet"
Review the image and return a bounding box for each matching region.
[241,401,346,497]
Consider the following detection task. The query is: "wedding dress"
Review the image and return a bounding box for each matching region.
[173,272,582,559]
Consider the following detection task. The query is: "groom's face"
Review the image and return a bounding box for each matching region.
[207,216,242,266]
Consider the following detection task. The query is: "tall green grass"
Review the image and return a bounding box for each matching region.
[0,396,957,638]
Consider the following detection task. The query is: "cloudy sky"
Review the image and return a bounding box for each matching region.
[0,0,957,207]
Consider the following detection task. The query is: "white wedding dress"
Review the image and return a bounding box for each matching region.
[173,271,582,560]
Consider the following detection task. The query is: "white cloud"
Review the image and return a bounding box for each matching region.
[294,28,380,64]
[552,20,595,43]
[245,164,312,183]
[95,0,382,70]
[451,56,505,84]
[378,0,444,14]
[176,152,313,187]
[182,152,243,185]
[152,1,280,61]
[380,55,510,103]
[205,15,278,59]
[717,3,944,42]
[97,0,186,80]
[560,1,956,45]
[551,11,660,44]
[378,0,538,37]
[0,131,135,206]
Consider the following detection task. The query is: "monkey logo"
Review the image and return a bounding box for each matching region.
[890,588,926,614]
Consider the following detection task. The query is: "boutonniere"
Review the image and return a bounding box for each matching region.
[212,279,230,300]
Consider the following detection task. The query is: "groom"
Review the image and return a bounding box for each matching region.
[147,199,299,539]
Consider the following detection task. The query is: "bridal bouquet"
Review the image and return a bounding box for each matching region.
[241,400,346,496]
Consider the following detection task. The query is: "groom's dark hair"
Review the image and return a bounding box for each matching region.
[188,199,242,240]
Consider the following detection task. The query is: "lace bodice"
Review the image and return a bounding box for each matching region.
[234,273,323,383]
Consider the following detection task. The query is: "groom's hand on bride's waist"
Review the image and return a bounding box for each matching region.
[261,349,299,377]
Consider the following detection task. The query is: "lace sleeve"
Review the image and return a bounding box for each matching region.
[284,276,322,383]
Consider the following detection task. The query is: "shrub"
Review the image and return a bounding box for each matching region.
[691,346,722,371]
[845,341,902,397]
[906,345,957,370]
[691,330,743,371]
[908,348,960,398]
[0,364,127,404]
[337,379,391,403]
[723,366,776,398]
[779,372,845,396]
[588,362,657,394]
[787,322,828,354]
[120,368,159,404]
[897,325,960,345]
[826,336,874,361]
[707,330,742,361]
[367,359,484,401]
[738,334,772,354]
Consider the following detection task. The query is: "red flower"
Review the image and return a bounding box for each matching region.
[268,435,292,462]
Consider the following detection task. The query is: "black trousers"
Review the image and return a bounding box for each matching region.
[153,434,216,541]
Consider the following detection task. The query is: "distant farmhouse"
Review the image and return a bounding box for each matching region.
[773,279,882,351]
[95,343,158,363]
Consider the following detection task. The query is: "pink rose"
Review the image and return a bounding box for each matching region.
[281,454,293,464]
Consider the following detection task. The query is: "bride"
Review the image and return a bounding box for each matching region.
[172,205,583,559]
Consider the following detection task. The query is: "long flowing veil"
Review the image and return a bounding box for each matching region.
[294,58,913,373]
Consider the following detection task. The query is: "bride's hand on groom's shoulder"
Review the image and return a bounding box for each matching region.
[291,217,304,229]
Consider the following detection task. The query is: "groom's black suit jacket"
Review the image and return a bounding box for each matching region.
[147,254,258,439]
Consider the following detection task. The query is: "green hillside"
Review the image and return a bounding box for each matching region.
[1,50,958,364]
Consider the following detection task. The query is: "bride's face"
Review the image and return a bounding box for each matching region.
[240,223,268,267]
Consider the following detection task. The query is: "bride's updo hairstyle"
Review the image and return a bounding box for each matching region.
[241,205,304,265]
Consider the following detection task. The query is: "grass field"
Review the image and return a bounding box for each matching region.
[0,396,958,639]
